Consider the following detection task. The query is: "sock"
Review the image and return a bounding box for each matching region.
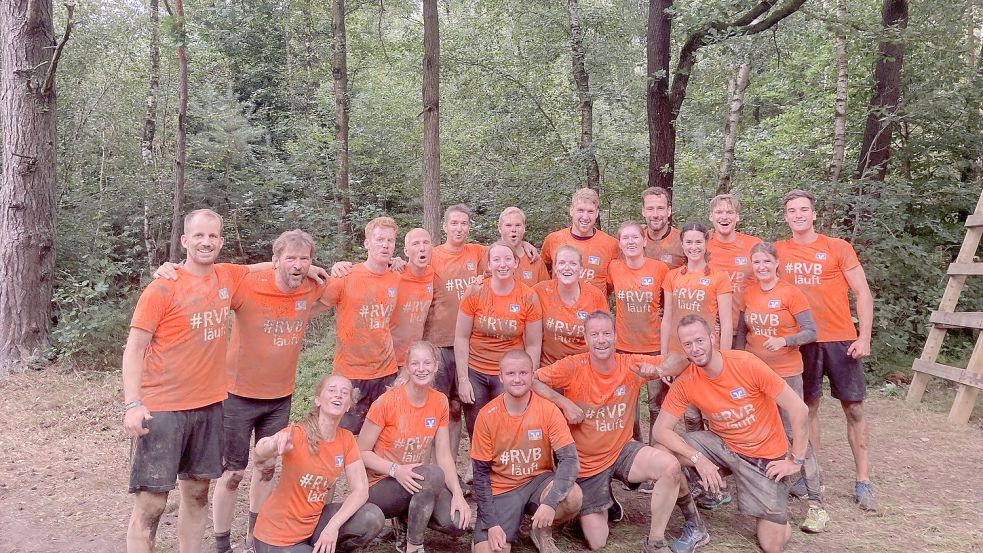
[214,530,231,553]
[246,511,259,546]
[676,493,702,526]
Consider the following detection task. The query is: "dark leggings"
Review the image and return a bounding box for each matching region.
[254,502,385,553]
[368,464,465,546]
[463,368,504,438]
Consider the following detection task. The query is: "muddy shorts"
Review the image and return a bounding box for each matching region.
[683,430,789,525]
[576,440,646,515]
[473,471,555,545]
[222,394,292,471]
[340,373,397,434]
[128,401,224,492]
[800,341,866,403]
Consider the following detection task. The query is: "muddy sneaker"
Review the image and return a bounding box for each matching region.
[854,481,878,511]
[642,537,673,553]
[695,489,732,511]
[391,517,408,552]
[670,520,710,553]
[800,505,830,533]
[638,480,655,494]
[608,494,624,523]
[530,527,560,553]
[789,474,807,498]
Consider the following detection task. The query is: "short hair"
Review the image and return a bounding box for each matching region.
[585,310,615,329]
[709,194,740,213]
[272,229,316,259]
[498,206,526,226]
[500,349,533,369]
[364,216,398,238]
[570,187,600,209]
[554,244,582,264]
[617,220,645,239]
[443,203,472,222]
[749,241,778,261]
[183,209,223,232]
[678,314,712,336]
[782,189,816,209]
[641,186,671,206]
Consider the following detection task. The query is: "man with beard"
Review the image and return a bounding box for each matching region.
[499,206,549,288]
[641,187,685,269]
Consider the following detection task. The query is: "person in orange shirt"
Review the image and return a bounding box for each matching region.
[541,187,620,295]
[357,341,470,553]
[456,242,543,436]
[122,209,252,553]
[776,188,876,511]
[534,245,610,366]
[641,187,685,269]
[653,314,810,553]
[499,206,549,288]
[738,241,827,533]
[252,374,385,552]
[391,228,435,368]
[706,194,761,345]
[319,217,402,434]
[471,350,582,553]
[532,312,698,553]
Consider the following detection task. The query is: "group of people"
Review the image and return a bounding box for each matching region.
[121,185,875,553]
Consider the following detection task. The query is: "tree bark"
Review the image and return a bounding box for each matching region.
[568,0,600,191]
[332,0,352,252]
[717,57,751,194]
[969,0,977,70]
[828,0,849,184]
[422,0,441,241]
[0,0,64,373]
[168,0,188,262]
[142,0,161,267]
[646,0,674,195]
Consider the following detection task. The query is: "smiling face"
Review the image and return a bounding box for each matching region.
[751,250,779,285]
[554,247,582,286]
[274,243,313,291]
[405,344,438,388]
[585,316,616,362]
[181,213,224,267]
[784,197,817,235]
[498,212,526,249]
[443,211,471,247]
[498,354,533,398]
[681,229,707,263]
[365,226,397,267]
[404,228,433,271]
[569,200,599,237]
[316,375,354,417]
[642,194,671,235]
[678,321,716,368]
[618,224,644,259]
[488,244,517,281]
[709,200,740,238]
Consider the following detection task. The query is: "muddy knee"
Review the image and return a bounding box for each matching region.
[224,470,245,490]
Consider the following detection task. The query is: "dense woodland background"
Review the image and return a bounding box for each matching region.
[3,0,983,379]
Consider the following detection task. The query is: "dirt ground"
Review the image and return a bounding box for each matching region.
[1,370,981,553]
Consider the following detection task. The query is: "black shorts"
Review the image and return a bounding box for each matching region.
[433,346,459,400]
[473,471,554,545]
[223,394,292,472]
[576,440,646,515]
[129,401,224,493]
[800,341,866,403]
[340,373,397,434]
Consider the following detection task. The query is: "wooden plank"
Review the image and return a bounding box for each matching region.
[911,360,983,390]
[947,263,983,276]
[966,214,983,228]
[948,335,983,424]
[907,327,948,404]
[929,311,983,330]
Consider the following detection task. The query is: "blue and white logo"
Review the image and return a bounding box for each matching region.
[466,262,476,271]
[425,417,436,428]
[815,252,827,261]
[523,271,533,280]
[528,429,543,441]
[387,287,397,298]
[576,311,588,320]
[509,304,521,313]
[768,300,781,309]
[699,278,711,286]
[615,385,626,396]
[426,285,433,292]
[730,387,747,400]
[218,287,229,300]
[641,277,654,286]
[335,455,344,467]
[736,257,748,265]
[295,300,307,311]
[588,255,600,266]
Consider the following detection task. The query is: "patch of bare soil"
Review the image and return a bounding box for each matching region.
[1,370,981,552]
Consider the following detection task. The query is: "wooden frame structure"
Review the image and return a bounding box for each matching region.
[906,191,983,423]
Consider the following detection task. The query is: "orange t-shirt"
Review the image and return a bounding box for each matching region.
[319,264,400,380]
[537,353,661,477]
[470,392,575,495]
[364,385,449,486]
[643,226,685,269]
[707,232,761,331]
[254,425,361,546]
[516,253,550,288]
[130,263,250,411]
[740,281,811,378]
[226,271,325,399]
[607,258,671,353]
[541,229,620,295]
[533,280,610,366]
[460,282,543,375]
[662,350,788,460]
[423,244,487,347]
[775,234,861,342]
[391,267,435,366]
[662,268,733,354]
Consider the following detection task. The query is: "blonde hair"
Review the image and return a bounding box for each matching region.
[298,374,355,454]
[365,216,398,238]
[183,209,223,232]
[498,206,526,226]
[617,220,645,239]
[394,341,441,386]
[273,229,315,259]
[570,187,600,208]
[709,194,740,213]
[554,244,582,264]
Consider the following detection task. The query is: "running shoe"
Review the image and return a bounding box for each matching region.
[670,520,710,553]
[608,494,624,523]
[391,517,407,553]
[642,537,673,553]
[695,489,732,511]
[800,505,830,533]
[530,527,561,553]
[854,481,878,511]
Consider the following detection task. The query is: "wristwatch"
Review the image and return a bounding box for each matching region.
[790,454,805,466]
[388,463,397,477]
[122,399,143,412]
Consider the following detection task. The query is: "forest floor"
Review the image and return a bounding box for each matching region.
[1,369,981,553]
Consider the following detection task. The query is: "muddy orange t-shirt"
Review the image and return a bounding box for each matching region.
[537,353,661,477]
[644,226,685,269]
[707,232,761,331]
[226,271,324,399]
[775,234,861,343]
[533,280,610,366]
[740,281,811,378]
[391,267,435,366]
[460,282,542,375]
[470,392,575,495]
[662,268,733,354]
[663,350,788,460]
[516,253,550,288]
[130,263,250,411]
[423,243,487,347]
[607,258,671,353]
[254,425,361,546]
[541,229,620,295]
[364,385,449,486]
[319,264,400,380]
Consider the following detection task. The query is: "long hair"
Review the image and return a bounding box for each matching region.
[393,340,441,386]
[679,221,711,275]
[297,374,356,454]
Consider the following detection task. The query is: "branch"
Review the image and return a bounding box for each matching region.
[41,3,75,96]
[162,0,173,17]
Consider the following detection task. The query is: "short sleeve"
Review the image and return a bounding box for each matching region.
[280,425,303,463]
[436,394,450,428]
[470,410,496,462]
[751,357,787,399]
[318,276,345,308]
[536,356,577,390]
[545,403,575,450]
[524,291,543,322]
[786,285,811,316]
[130,280,171,333]
[834,238,861,272]
[662,270,676,293]
[215,263,251,296]
[714,272,733,294]
[365,391,391,428]
[459,290,480,317]
[541,234,556,267]
[661,373,691,418]
[343,430,361,464]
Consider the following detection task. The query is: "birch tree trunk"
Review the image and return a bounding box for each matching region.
[568,0,600,191]
[717,58,751,194]
[829,0,849,183]
[168,0,187,262]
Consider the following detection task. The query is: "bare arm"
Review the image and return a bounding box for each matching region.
[355,420,389,475]
[717,291,733,349]
[765,385,811,480]
[523,320,543,371]
[434,426,471,528]
[122,328,153,437]
[531,377,583,424]
[735,311,748,350]
[844,264,874,359]
[313,460,371,551]
[660,290,674,354]
[653,409,725,493]
[454,312,475,404]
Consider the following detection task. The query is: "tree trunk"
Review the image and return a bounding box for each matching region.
[422,0,441,241]
[568,0,600,191]
[854,0,908,181]
[332,0,352,252]
[0,0,62,373]
[646,0,674,195]
[828,0,849,184]
[717,57,751,194]
[142,0,161,267]
[969,0,977,70]
[168,0,188,262]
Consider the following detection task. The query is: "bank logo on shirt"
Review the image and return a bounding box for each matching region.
[218,287,229,300]
[730,387,747,400]
[527,429,543,441]
[523,271,532,280]
[295,300,307,311]
[334,455,344,467]
[641,277,654,286]
[387,287,397,298]
[736,257,748,265]
[466,262,476,271]
[588,255,600,266]
[815,252,827,261]
[425,417,436,428]
[699,278,711,286]
[661,254,673,263]
[768,300,781,308]
[615,385,626,396]
[509,304,521,313]
[576,311,588,320]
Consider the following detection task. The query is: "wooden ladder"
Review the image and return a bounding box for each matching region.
[906,190,983,423]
